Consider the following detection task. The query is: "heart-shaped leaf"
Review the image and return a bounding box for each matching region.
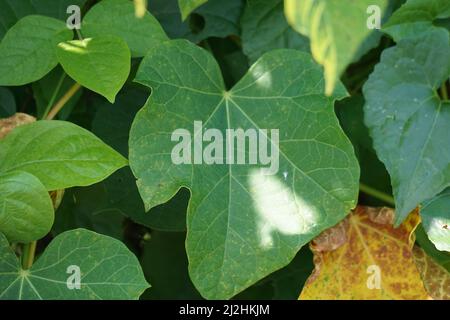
[0,171,54,242]
[0,120,127,190]
[129,39,359,299]
[57,36,131,103]
[284,0,389,95]
[363,29,450,225]
[83,0,168,57]
[0,15,72,85]
[0,229,149,299]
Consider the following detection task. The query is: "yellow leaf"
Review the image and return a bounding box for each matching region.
[299,206,429,299]
[413,246,450,300]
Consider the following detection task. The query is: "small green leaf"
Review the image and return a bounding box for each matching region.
[284,0,389,95]
[178,0,208,20]
[421,189,450,252]
[383,0,450,41]
[0,120,127,191]
[129,40,359,299]
[0,229,149,299]
[0,87,15,118]
[0,15,72,86]
[83,0,168,57]
[57,36,131,103]
[415,224,450,271]
[241,0,309,64]
[363,29,450,225]
[0,171,54,242]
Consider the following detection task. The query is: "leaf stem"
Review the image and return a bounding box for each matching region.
[359,183,395,206]
[440,83,448,100]
[46,83,82,120]
[41,72,66,119]
[22,241,37,270]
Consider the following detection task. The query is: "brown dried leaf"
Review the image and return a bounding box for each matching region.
[0,113,36,139]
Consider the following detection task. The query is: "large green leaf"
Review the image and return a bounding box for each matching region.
[0,0,87,39]
[0,229,149,299]
[0,15,72,86]
[241,0,309,64]
[284,0,389,95]
[0,171,54,242]
[178,0,208,20]
[83,0,168,57]
[363,29,450,225]
[0,120,127,191]
[421,189,450,252]
[57,36,131,103]
[129,39,359,299]
[149,0,243,43]
[384,0,450,41]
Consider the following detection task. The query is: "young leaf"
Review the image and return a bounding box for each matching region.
[0,171,54,243]
[241,0,309,64]
[83,0,168,57]
[415,224,450,272]
[0,15,72,85]
[0,87,15,118]
[0,120,127,191]
[421,189,450,252]
[178,0,208,20]
[57,36,131,103]
[383,0,450,42]
[129,39,359,299]
[284,0,389,95]
[0,229,149,299]
[363,29,450,225]
[299,206,429,299]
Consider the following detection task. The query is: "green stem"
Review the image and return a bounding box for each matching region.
[22,241,37,270]
[46,82,82,120]
[41,72,66,119]
[359,183,395,206]
[440,83,448,100]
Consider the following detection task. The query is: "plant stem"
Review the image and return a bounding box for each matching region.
[46,83,82,120]
[440,83,448,100]
[22,241,37,270]
[41,72,66,119]
[359,183,395,206]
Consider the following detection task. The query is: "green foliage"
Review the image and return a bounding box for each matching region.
[0,0,449,301]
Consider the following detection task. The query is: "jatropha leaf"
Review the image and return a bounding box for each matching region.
[421,189,450,252]
[57,36,131,103]
[0,120,127,191]
[83,0,168,58]
[363,29,450,225]
[383,0,450,42]
[284,0,389,95]
[0,15,72,85]
[129,39,359,299]
[0,171,54,243]
[178,0,208,20]
[0,229,149,299]
[299,206,429,300]
[241,0,309,64]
